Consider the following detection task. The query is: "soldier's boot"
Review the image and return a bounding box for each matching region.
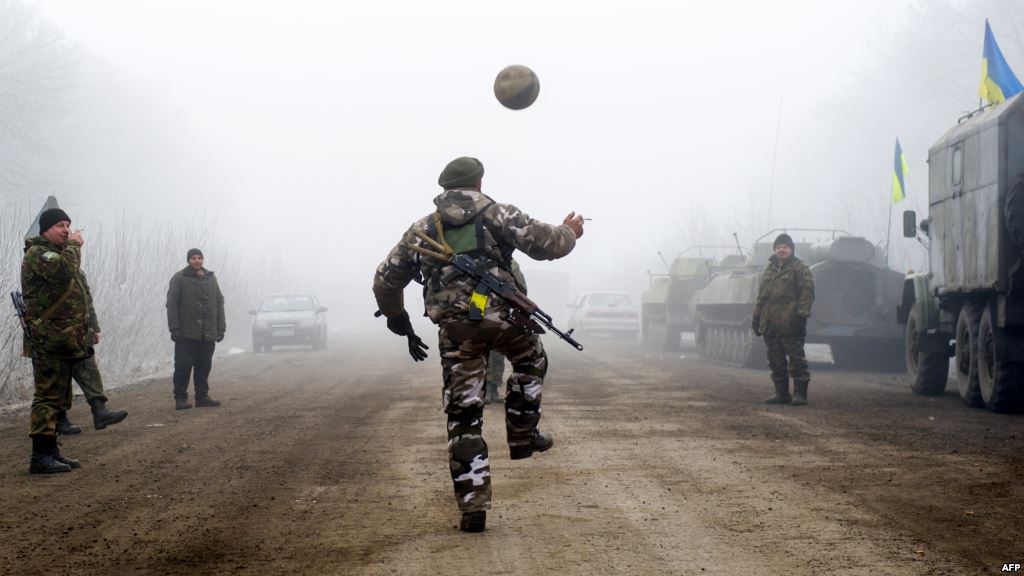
[55,411,82,435]
[509,430,554,460]
[53,441,81,469]
[765,379,792,404]
[791,380,809,406]
[29,435,72,474]
[89,399,128,430]
[459,511,486,533]
[194,395,221,408]
[175,397,192,411]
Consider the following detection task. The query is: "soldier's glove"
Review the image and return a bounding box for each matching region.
[407,334,429,362]
[377,309,413,337]
[376,310,430,361]
[792,315,807,336]
[751,315,761,337]
[170,330,182,343]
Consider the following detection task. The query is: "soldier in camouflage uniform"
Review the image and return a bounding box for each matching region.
[22,208,127,474]
[373,157,583,532]
[752,233,816,405]
[54,270,129,435]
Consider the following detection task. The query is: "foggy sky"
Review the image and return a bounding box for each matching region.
[18,0,1024,329]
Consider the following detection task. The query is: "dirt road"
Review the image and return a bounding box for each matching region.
[0,335,1021,575]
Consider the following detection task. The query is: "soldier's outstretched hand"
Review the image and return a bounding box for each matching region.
[407,334,429,362]
[69,229,84,246]
[563,212,584,238]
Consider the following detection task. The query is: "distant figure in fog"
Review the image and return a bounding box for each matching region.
[485,260,527,405]
[166,248,225,410]
[372,156,583,533]
[752,233,816,405]
[22,208,128,474]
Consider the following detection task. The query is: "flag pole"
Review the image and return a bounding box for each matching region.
[885,183,893,268]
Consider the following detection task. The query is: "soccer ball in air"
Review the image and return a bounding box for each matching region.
[493,65,540,110]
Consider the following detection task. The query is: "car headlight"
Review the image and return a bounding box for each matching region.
[298,319,315,327]
[254,321,269,330]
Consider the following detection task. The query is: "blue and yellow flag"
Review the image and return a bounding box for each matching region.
[980,20,1023,104]
[892,138,908,204]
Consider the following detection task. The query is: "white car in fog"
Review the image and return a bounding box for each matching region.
[566,292,640,339]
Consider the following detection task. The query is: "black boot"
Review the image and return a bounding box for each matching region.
[459,511,486,533]
[509,430,554,460]
[55,411,82,435]
[194,395,221,407]
[53,440,81,469]
[29,435,72,474]
[765,379,792,404]
[175,397,192,410]
[792,380,809,406]
[89,399,128,430]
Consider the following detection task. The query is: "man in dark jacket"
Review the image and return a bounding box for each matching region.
[22,208,127,473]
[752,233,816,405]
[166,248,225,410]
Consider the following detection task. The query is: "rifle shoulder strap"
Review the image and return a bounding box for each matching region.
[32,278,76,325]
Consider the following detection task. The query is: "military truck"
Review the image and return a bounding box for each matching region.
[900,93,1024,412]
[641,246,744,349]
[694,230,906,369]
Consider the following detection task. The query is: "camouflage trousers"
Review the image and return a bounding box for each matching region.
[66,354,107,409]
[764,332,810,386]
[30,355,99,437]
[438,318,548,513]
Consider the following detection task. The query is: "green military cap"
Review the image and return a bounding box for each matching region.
[438,157,484,189]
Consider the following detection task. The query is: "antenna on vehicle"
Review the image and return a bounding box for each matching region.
[657,251,670,272]
[731,232,743,258]
[766,94,784,231]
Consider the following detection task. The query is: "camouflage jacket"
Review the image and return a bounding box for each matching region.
[166,266,226,341]
[373,188,576,324]
[753,255,815,335]
[20,236,96,359]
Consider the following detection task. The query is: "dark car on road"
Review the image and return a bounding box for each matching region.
[250,294,328,352]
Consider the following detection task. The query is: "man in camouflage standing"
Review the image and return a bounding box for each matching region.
[751,233,816,405]
[166,248,225,410]
[22,208,127,474]
[373,157,583,532]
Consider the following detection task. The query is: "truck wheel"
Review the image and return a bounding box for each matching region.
[906,307,949,396]
[977,304,1024,413]
[954,304,984,407]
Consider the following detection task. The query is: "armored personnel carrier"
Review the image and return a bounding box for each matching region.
[693,230,906,369]
[900,93,1024,412]
[641,246,744,349]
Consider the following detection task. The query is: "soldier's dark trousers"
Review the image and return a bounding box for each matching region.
[764,332,810,388]
[30,357,78,437]
[173,339,216,400]
[438,318,548,513]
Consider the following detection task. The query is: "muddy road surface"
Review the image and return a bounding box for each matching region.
[0,335,1021,575]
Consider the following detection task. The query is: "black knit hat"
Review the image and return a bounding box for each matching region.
[773,233,795,250]
[38,208,71,235]
[187,248,204,262]
[438,157,484,189]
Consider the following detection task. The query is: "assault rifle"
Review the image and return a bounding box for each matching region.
[11,291,33,357]
[408,229,583,351]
